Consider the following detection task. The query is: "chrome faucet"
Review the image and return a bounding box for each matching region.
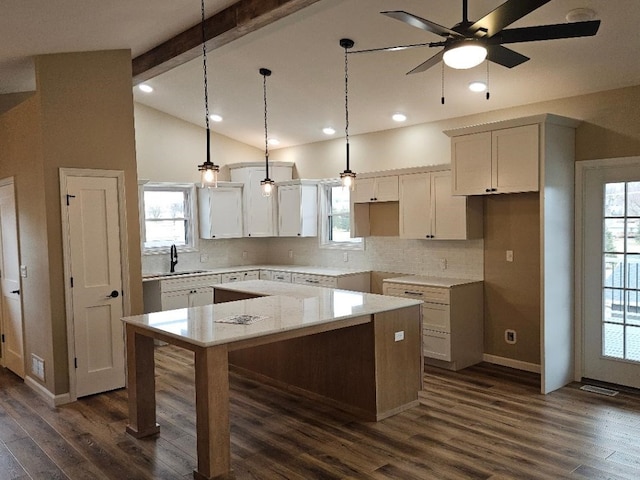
[170,244,178,273]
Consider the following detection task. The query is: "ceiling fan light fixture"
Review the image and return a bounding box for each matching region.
[469,81,487,92]
[442,41,487,70]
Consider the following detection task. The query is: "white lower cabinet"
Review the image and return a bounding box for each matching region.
[260,270,292,282]
[383,278,483,371]
[143,274,221,313]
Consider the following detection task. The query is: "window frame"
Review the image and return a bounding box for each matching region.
[319,180,364,251]
[139,182,198,255]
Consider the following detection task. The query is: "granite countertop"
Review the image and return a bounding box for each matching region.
[383,275,482,288]
[143,265,370,281]
[123,281,421,347]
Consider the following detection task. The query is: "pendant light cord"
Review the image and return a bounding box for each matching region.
[344,42,350,170]
[264,72,270,178]
[201,0,211,162]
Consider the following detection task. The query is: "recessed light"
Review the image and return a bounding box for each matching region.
[210,114,223,122]
[322,127,336,135]
[392,113,407,122]
[138,84,153,93]
[469,81,487,92]
[268,138,280,146]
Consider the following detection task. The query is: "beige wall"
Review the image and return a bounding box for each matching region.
[134,103,263,183]
[0,50,140,396]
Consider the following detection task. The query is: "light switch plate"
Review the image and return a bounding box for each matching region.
[394,331,405,342]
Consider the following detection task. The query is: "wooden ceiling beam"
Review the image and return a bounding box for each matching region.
[132,0,321,84]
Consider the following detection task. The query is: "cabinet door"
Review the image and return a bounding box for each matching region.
[492,124,539,193]
[189,287,213,307]
[399,173,431,239]
[451,132,492,195]
[431,171,470,240]
[246,169,275,237]
[161,290,190,310]
[198,187,243,239]
[375,176,399,201]
[353,178,376,203]
[278,185,302,236]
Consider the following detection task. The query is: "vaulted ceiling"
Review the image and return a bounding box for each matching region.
[2,0,640,149]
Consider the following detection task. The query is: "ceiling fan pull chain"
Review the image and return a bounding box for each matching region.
[441,61,445,105]
[486,60,490,101]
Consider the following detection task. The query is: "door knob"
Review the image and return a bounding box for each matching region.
[106,290,119,298]
[10,289,20,295]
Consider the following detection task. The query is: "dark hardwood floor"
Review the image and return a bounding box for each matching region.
[1,346,640,479]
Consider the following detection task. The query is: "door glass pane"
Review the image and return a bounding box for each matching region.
[626,326,640,361]
[603,323,624,358]
[604,218,625,253]
[627,219,640,253]
[605,182,625,217]
[627,182,640,216]
[602,182,640,363]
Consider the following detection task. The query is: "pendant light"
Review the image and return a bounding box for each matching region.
[339,38,356,190]
[259,68,275,197]
[196,0,220,188]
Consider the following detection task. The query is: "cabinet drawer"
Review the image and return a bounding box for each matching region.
[270,271,292,282]
[423,329,451,361]
[292,273,337,287]
[383,284,450,304]
[221,270,259,283]
[160,274,220,293]
[422,302,451,333]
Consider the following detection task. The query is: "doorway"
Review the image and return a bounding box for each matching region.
[0,177,24,378]
[60,168,131,399]
[577,157,640,389]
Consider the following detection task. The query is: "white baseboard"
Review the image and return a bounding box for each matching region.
[483,354,541,374]
[25,375,72,407]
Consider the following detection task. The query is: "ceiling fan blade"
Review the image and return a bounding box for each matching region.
[486,45,529,68]
[407,50,445,75]
[469,0,552,37]
[486,20,601,44]
[382,10,463,38]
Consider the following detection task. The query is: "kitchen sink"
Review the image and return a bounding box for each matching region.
[143,270,209,279]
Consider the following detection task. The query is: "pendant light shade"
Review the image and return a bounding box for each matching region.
[442,40,487,70]
[339,38,356,190]
[260,68,275,197]
[196,0,220,188]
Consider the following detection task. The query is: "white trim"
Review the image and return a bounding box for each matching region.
[483,354,541,373]
[59,167,132,402]
[574,156,640,383]
[25,375,72,407]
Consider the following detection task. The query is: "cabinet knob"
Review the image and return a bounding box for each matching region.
[485,188,491,193]
[492,188,497,192]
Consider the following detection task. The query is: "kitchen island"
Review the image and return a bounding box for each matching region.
[122,280,422,480]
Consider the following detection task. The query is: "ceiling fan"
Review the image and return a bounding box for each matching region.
[359,0,601,74]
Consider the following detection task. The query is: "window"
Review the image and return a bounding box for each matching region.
[141,183,197,253]
[319,181,363,249]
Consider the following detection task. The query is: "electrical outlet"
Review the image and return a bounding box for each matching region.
[343,252,349,262]
[505,329,517,344]
[20,265,28,278]
[506,250,514,262]
[394,331,405,342]
[31,354,45,381]
[288,250,293,259]
[439,258,447,270]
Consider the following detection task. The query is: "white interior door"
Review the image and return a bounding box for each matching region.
[0,180,24,378]
[65,175,125,397]
[581,159,640,388]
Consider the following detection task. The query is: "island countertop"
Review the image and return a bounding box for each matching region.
[122,280,421,348]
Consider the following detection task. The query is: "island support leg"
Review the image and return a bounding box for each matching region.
[125,325,160,438]
[193,345,232,480]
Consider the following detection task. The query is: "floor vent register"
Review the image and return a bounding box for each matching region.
[579,385,619,396]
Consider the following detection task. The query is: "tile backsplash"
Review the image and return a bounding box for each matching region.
[143,236,483,280]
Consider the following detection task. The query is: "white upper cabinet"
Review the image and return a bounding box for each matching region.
[277,181,318,237]
[229,163,293,237]
[197,184,243,239]
[400,170,482,240]
[451,124,539,195]
[353,175,399,203]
